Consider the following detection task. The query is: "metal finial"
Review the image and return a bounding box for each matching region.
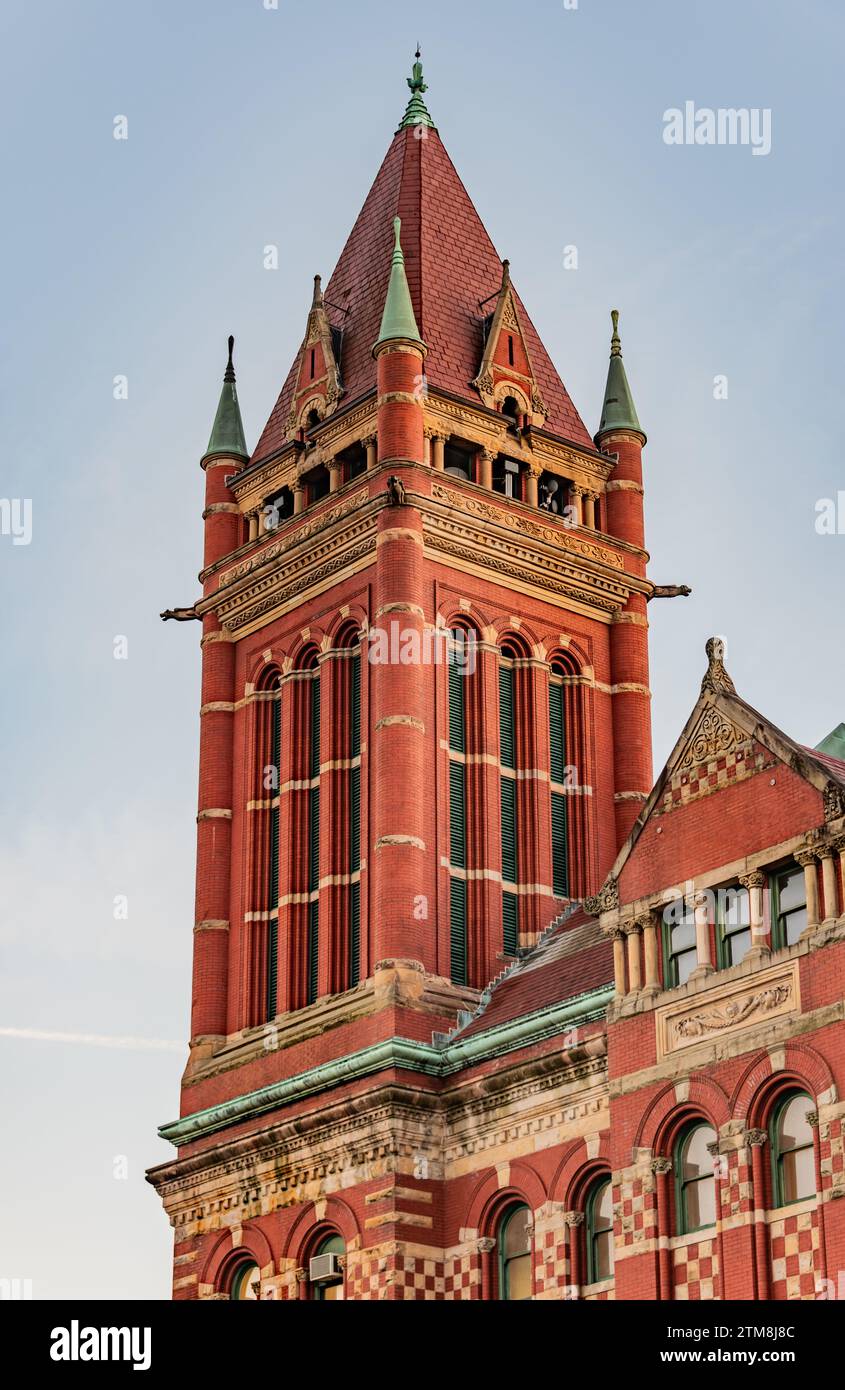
[408,48,427,95]
[610,309,621,357]
[224,335,236,382]
[312,274,323,307]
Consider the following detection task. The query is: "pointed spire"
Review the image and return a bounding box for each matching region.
[311,273,323,308]
[206,335,249,460]
[596,309,646,444]
[398,47,436,132]
[373,217,425,354]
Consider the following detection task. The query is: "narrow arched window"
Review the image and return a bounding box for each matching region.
[771,1093,816,1206]
[499,646,519,955]
[252,667,281,1026]
[586,1179,614,1284]
[307,655,321,1004]
[311,1234,345,1302]
[549,661,569,899]
[230,1261,260,1301]
[448,628,468,986]
[498,1204,532,1301]
[675,1123,717,1234]
[348,644,362,988]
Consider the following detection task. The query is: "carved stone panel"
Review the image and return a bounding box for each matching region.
[656,962,799,1058]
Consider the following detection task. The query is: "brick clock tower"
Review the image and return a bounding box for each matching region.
[149,58,845,1303]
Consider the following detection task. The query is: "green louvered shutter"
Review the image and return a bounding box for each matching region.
[307,900,319,1005]
[448,654,465,753]
[502,891,519,956]
[307,674,321,1004]
[549,681,569,897]
[549,682,565,784]
[450,878,467,987]
[499,666,515,769]
[501,778,518,884]
[449,762,466,868]
[349,655,361,988]
[267,695,281,1020]
[551,792,569,897]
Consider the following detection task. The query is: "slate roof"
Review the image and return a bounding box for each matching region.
[251,122,595,465]
[454,906,613,1041]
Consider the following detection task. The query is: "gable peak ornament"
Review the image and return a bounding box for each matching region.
[701,636,736,696]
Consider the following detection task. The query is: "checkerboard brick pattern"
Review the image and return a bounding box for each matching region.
[820,1113,845,1198]
[769,1210,820,1300]
[672,1237,718,1300]
[662,743,765,813]
[443,1249,480,1300]
[719,1147,753,1221]
[618,1175,657,1249]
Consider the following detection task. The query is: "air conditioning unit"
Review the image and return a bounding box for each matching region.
[309,1253,342,1284]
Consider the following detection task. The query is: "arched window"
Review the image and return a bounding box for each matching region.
[585,1179,614,1284]
[448,628,469,985]
[771,1093,816,1207]
[311,1233,345,1302]
[305,651,321,1005]
[333,624,363,991]
[497,1204,532,1301]
[549,659,571,899]
[675,1123,718,1234]
[252,667,281,1025]
[499,645,520,955]
[230,1261,261,1301]
[306,408,321,431]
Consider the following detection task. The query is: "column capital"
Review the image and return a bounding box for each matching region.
[621,917,642,937]
[569,483,585,498]
[806,1110,820,1129]
[796,846,819,868]
[362,433,377,449]
[564,1211,585,1227]
[294,1267,308,1284]
[476,1237,496,1254]
[635,908,659,932]
[739,870,766,890]
[745,1128,768,1148]
[651,1157,672,1176]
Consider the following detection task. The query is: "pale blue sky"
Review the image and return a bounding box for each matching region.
[0,0,842,1298]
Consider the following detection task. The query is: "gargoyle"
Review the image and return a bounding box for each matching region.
[160,607,201,623]
[649,584,692,601]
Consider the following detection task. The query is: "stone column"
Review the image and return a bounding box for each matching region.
[564,1211,584,1297]
[477,1237,496,1300]
[363,434,378,471]
[478,447,493,491]
[524,465,541,509]
[293,480,305,515]
[638,910,661,993]
[690,890,714,978]
[819,844,840,925]
[583,491,597,529]
[624,919,642,993]
[746,1130,770,1300]
[652,1158,673,1301]
[836,837,845,920]
[328,457,342,493]
[796,847,821,933]
[248,510,260,542]
[611,927,627,998]
[739,869,770,960]
[569,484,584,528]
[431,434,446,471]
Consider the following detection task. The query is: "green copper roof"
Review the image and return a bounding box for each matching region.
[596,309,646,443]
[205,335,249,460]
[373,217,425,352]
[397,50,436,131]
[816,722,845,762]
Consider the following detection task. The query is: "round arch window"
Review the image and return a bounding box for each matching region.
[312,1233,345,1301]
[772,1093,816,1206]
[230,1262,261,1301]
[675,1123,717,1234]
[498,1204,532,1301]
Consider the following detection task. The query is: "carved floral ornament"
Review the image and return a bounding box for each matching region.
[658,965,798,1057]
[679,705,746,772]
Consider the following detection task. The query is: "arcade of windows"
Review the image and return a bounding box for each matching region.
[223,1093,818,1299]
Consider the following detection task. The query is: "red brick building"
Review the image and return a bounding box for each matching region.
[148,60,845,1302]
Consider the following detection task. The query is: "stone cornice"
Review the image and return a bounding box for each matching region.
[158,985,613,1149]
